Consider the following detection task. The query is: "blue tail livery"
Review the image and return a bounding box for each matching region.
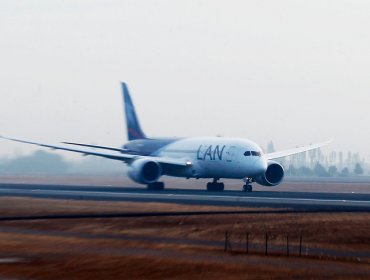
[121,82,146,141]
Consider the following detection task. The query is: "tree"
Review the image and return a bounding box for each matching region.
[314,163,329,177]
[354,163,364,175]
[340,167,349,177]
[297,166,313,176]
[328,165,337,177]
[3,150,68,174]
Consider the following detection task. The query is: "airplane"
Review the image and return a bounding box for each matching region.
[0,82,332,192]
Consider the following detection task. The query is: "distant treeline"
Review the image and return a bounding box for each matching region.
[0,150,125,174]
[284,162,364,177]
[0,150,366,177]
[266,141,368,176]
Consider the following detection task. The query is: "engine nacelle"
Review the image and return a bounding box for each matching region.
[128,158,162,184]
[255,161,284,187]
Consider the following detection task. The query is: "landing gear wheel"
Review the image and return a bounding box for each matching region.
[147,182,165,191]
[207,182,224,192]
[243,184,253,192]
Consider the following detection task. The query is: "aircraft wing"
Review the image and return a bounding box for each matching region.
[61,141,126,153]
[265,139,333,160]
[0,136,192,167]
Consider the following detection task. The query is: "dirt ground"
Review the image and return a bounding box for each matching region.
[0,196,369,279]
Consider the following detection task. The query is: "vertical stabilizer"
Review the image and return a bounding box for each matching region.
[121,82,146,141]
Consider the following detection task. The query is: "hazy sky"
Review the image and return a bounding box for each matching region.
[1,0,370,160]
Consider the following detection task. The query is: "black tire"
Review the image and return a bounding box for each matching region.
[147,182,165,191]
[217,183,225,191]
[243,184,253,192]
[207,182,224,192]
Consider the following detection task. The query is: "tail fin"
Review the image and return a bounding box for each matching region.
[121,82,146,141]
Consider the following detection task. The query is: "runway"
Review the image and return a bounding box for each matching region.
[0,183,369,211]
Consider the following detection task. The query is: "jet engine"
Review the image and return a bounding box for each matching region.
[255,161,284,187]
[128,158,162,184]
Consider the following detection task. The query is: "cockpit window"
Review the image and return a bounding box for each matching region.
[244,151,261,157]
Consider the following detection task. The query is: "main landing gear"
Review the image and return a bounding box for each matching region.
[207,178,224,191]
[147,182,165,191]
[243,178,253,192]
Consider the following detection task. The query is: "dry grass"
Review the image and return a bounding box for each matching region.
[0,196,369,279]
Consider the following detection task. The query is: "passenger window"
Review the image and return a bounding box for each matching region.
[244,151,251,156]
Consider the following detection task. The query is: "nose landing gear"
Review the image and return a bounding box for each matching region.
[206,178,224,191]
[243,178,253,192]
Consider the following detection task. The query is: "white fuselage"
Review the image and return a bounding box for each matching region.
[156,137,268,179]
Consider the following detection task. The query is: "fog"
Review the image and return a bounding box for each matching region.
[1,1,370,160]
[0,148,367,178]
[0,150,126,174]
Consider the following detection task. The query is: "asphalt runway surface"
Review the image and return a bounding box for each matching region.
[0,183,369,212]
